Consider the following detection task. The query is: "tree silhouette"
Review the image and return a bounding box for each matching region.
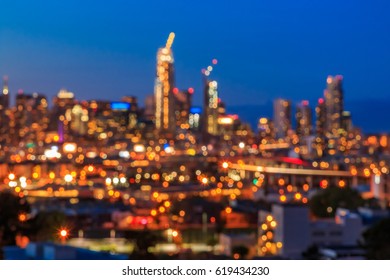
[309,186,364,218]
[0,191,30,246]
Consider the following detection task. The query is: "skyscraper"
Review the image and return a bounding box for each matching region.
[1,76,9,110]
[173,87,193,130]
[203,80,219,136]
[324,75,344,137]
[0,76,10,143]
[315,98,326,138]
[273,98,291,139]
[296,100,312,137]
[154,32,176,135]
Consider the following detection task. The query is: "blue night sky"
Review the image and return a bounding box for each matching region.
[0,0,389,122]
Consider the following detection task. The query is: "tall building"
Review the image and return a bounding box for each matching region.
[203,80,219,136]
[189,107,202,132]
[341,111,352,133]
[296,100,312,137]
[324,75,344,137]
[12,92,48,143]
[1,76,9,110]
[315,98,326,138]
[0,76,10,143]
[273,98,291,139]
[258,117,274,141]
[173,87,193,130]
[51,89,76,142]
[154,32,176,135]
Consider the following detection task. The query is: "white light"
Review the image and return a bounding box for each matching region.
[19,176,27,182]
[113,177,119,185]
[63,143,77,153]
[119,151,130,158]
[238,142,245,149]
[375,175,381,184]
[64,174,73,183]
[120,177,127,184]
[134,144,145,153]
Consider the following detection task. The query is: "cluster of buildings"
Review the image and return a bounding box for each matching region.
[1,33,390,260]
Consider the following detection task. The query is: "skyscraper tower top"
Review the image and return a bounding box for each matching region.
[324,75,344,137]
[154,32,176,135]
[2,76,9,96]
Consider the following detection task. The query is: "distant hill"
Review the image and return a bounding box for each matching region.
[227,99,390,134]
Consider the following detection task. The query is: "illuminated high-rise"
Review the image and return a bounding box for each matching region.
[155,32,176,135]
[296,100,312,137]
[0,76,10,143]
[203,80,219,136]
[173,87,193,130]
[315,98,326,138]
[324,75,344,137]
[273,98,291,139]
[1,76,9,110]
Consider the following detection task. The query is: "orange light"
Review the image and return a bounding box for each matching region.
[19,213,27,222]
[225,206,232,214]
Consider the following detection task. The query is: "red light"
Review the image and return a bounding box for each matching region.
[218,98,221,103]
[173,88,179,94]
[18,89,23,94]
[212,59,218,65]
[188,88,194,94]
[318,98,324,104]
[302,100,309,106]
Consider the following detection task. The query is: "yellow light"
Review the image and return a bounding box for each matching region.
[159,206,166,213]
[280,195,287,202]
[261,224,268,231]
[225,207,232,214]
[164,201,171,208]
[32,172,39,179]
[152,192,159,199]
[270,221,277,228]
[294,193,302,200]
[276,242,283,248]
[49,172,55,179]
[266,215,273,222]
[53,135,59,142]
[150,209,157,216]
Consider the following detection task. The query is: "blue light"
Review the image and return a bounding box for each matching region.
[111,102,130,110]
[190,107,202,114]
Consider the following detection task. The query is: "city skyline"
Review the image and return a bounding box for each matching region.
[0,1,389,110]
